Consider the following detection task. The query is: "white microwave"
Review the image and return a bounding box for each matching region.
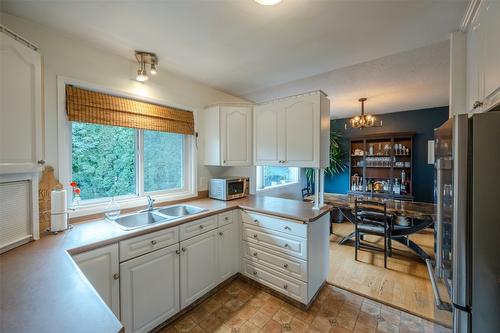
[209,177,249,201]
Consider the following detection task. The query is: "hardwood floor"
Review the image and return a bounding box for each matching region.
[159,276,450,333]
[328,222,452,328]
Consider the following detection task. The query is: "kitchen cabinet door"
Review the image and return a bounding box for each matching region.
[283,97,318,167]
[73,244,120,318]
[254,103,284,165]
[217,221,237,283]
[180,229,218,309]
[0,31,43,174]
[483,0,500,104]
[120,244,180,333]
[220,106,252,166]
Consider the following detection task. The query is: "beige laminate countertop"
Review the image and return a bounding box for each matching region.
[0,195,331,333]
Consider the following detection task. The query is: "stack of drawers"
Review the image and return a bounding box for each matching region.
[240,210,309,303]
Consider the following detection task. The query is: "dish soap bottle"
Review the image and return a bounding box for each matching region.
[105,196,120,220]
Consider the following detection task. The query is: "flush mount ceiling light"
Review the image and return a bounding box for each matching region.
[345,98,383,129]
[255,0,282,5]
[135,51,158,82]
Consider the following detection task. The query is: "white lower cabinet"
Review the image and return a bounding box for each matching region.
[180,229,218,309]
[73,244,120,319]
[120,243,180,333]
[217,222,237,283]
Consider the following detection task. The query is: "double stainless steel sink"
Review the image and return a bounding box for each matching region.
[107,204,206,230]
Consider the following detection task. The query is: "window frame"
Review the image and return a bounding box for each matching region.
[58,77,197,218]
[255,165,301,192]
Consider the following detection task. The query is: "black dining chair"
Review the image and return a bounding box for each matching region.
[354,199,393,268]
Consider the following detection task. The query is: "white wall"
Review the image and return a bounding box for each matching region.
[0,12,247,191]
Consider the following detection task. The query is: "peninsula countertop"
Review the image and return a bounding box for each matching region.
[0,195,331,333]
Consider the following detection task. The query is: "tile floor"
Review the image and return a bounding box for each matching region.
[159,277,451,333]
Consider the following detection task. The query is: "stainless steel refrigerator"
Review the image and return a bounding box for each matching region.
[430,111,500,333]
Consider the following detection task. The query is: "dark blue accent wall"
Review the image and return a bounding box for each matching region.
[325,106,449,203]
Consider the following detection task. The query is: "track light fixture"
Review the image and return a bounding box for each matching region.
[135,51,158,82]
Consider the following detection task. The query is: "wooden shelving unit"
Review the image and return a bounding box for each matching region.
[348,132,415,201]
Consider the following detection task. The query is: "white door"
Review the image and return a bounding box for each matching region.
[73,244,120,318]
[0,31,43,174]
[180,229,218,309]
[120,244,180,333]
[254,103,284,165]
[283,98,318,167]
[217,222,237,283]
[483,0,500,101]
[221,106,252,166]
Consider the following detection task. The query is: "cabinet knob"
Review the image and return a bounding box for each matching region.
[181,247,187,252]
[224,216,229,221]
[253,271,258,275]
[219,231,224,236]
[473,101,484,109]
[253,219,259,223]
[284,243,289,248]
[283,284,288,290]
[113,273,120,280]
[176,249,180,255]
[223,160,226,164]
[37,160,46,165]
[253,252,258,257]
[199,225,204,229]
[253,234,258,238]
[283,263,288,268]
[151,240,157,245]
[284,226,291,231]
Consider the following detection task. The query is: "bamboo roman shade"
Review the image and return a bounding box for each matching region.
[66,85,194,135]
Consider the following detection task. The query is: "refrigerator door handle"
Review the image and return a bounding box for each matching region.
[426,259,453,311]
[452,302,471,313]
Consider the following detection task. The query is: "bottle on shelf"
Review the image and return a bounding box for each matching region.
[393,178,401,195]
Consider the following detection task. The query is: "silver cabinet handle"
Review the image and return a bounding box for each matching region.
[151,240,157,245]
[37,160,46,165]
[253,252,258,257]
[199,225,204,229]
[175,249,180,255]
[253,234,258,238]
[283,263,288,268]
[181,247,187,252]
[473,101,483,109]
[284,243,289,248]
[283,284,288,289]
[253,271,258,275]
[113,273,120,280]
[219,231,223,236]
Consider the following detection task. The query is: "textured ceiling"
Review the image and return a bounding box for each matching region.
[1,0,465,100]
[245,41,451,118]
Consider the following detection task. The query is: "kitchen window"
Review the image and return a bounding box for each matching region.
[71,123,190,203]
[256,166,300,190]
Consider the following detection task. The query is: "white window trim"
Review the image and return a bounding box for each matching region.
[255,166,301,192]
[57,76,198,218]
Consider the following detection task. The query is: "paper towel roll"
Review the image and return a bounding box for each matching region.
[50,213,68,232]
[51,189,67,215]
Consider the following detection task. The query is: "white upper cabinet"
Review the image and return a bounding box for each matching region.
[0,31,43,174]
[254,91,330,168]
[204,104,252,166]
[465,0,500,113]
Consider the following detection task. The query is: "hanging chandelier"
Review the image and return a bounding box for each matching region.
[135,51,158,82]
[345,98,383,129]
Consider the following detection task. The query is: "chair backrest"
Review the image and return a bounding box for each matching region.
[354,199,389,227]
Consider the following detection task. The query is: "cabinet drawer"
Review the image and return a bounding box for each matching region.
[242,224,307,260]
[218,211,234,227]
[120,226,179,262]
[241,210,307,238]
[242,241,307,282]
[242,259,307,304]
[180,215,218,241]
